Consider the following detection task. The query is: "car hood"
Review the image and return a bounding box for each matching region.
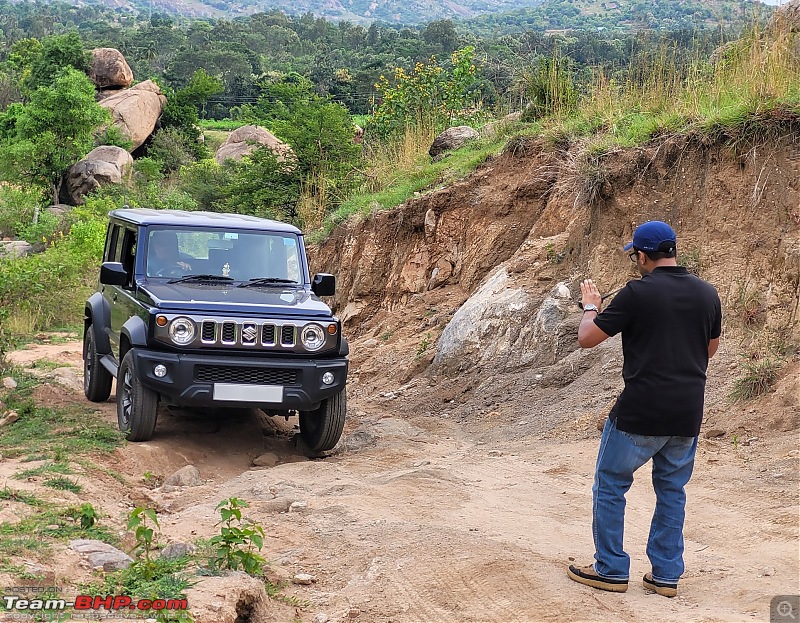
[137,281,333,317]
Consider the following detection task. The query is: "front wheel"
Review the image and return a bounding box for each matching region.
[84,327,112,402]
[299,390,346,453]
[117,351,158,441]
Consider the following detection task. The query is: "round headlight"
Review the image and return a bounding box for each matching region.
[169,317,196,345]
[300,324,326,351]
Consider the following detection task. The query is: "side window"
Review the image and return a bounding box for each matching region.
[104,224,121,262]
[120,228,137,288]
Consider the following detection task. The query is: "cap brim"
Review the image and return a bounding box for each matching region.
[623,241,634,251]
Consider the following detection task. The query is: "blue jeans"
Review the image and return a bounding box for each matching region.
[592,417,698,584]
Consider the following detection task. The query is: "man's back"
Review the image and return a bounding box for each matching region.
[594,266,722,437]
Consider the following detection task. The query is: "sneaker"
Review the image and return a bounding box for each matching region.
[567,564,628,593]
[642,573,678,597]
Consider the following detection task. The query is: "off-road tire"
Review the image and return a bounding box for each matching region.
[117,351,158,441]
[299,389,346,453]
[83,326,112,402]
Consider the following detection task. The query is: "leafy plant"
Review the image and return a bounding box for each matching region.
[209,497,266,576]
[128,507,160,580]
[416,332,432,358]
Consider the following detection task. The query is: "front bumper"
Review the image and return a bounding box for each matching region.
[130,348,347,410]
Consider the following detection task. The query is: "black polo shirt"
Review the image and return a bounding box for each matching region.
[593,266,722,437]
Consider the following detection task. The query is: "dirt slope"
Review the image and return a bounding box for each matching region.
[1,128,799,623]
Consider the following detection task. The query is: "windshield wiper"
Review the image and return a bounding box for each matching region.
[167,274,235,284]
[238,277,298,288]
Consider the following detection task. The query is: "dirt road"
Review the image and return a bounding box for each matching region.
[2,341,798,623]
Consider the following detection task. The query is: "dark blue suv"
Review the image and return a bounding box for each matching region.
[83,208,348,453]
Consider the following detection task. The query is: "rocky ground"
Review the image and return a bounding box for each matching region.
[0,337,796,623]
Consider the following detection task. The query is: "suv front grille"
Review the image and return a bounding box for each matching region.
[194,319,311,350]
[201,321,216,342]
[195,365,298,385]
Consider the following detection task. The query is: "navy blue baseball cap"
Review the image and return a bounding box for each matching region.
[623,220,677,253]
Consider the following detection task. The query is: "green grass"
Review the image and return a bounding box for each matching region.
[0,487,48,507]
[43,477,82,494]
[0,372,125,460]
[14,461,73,480]
[317,134,510,240]
[198,119,247,131]
[730,358,781,402]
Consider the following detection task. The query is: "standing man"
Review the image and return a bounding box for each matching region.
[567,220,721,597]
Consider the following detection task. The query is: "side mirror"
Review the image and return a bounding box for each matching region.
[100,262,129,286]
[311,273,335,297]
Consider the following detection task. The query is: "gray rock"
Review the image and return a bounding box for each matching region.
[163,465,202,487]
[288,501,307,512]
[99,82,166,151]
[312,614,330,623]
[362,338,378,348]
[159,542,195,560]
[70,540,133,571]
[0,241,33,260]
[252,452,280,467]
[67,146,133,204]
[215,125,295,166]
[292,573,316,585]
[89,48,133,89]
[2,377,18,389]
[342,429,377,452]
[429,126,479,158]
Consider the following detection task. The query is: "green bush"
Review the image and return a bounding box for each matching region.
[0,185,45,239]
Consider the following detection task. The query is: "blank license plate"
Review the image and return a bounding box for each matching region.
[213,384,283,402]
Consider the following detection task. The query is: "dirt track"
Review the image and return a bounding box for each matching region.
[2,341,798,623]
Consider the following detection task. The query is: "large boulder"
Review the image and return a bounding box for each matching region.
[67,146,133,205]
[99,80,167,151]
[429,125,479,159]
[88,48,133,89]
[214,125,295,165]
[433,269,578,374]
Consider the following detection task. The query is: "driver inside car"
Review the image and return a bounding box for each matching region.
[147,230,192,277]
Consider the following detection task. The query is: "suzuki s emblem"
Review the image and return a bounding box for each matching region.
[242,324,258,343]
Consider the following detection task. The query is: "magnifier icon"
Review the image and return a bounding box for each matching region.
[778,601,796,620]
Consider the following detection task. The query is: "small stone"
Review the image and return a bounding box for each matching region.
[289,501,307,512]
[160,542,195,560]
[762,567,776,577]
[0,410,19,427]
[2,377,17,389]
[568,556,575,562]
[363,339,378,347]
[487,411,501,417]
[163,465,202,487]
[348,607,361,618]
[487,450,503,457]
[704,429,725,439]
[292,573,316,585]
[313,614,329,623]
[252,452,279,467]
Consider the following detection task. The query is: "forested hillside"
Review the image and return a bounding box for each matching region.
[1,0,771,25]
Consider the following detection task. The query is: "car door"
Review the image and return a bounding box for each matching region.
[108,226,138,355]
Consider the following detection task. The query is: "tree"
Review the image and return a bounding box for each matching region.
[24,32,88,93]
[0,67,109,208]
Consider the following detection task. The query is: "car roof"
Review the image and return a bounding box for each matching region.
[109,208,302,234]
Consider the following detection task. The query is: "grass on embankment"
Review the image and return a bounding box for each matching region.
[317,25,799,240]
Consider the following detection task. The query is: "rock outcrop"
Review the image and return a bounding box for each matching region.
[67,146,133,204]
[98,80,167,151]
[770,0,800,32]
[429,126,479,159]
[0,240,33,260]
[214,125,295,165]
[88,48,134,89]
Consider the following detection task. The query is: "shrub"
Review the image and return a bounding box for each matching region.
[730,358,780,401]
[0,185,46,239]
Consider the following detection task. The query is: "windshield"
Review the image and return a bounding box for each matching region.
[144,227,302,283]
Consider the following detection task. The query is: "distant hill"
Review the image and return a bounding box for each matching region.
[67,0,548,23]
[21,0,773,26]
[464,0,773,33]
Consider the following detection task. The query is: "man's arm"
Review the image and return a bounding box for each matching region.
[578,311,610,348]
[708,337,719,359]
[578,279,611,349]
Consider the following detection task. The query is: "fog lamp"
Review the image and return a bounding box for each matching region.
[322,371,335,385]
[154,364,167,378]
